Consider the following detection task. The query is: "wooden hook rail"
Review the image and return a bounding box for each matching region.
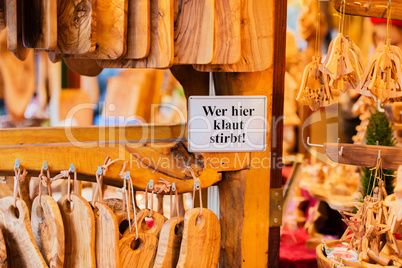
[0,124,251,193]
[334,0,402,21]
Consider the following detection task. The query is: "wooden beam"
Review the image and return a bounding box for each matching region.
[333,0,401,20]
[326,143,402,170]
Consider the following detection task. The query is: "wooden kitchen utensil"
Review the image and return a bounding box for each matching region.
[98,0,174,68]
[6,0,29,60]
[22,0,57,49]
[194,0,273,72]
[93,202,120,268]
[57,0,96,54]
[58,194,96,268]
[173,0,214,64]
[0,196,47,267]
[63,58,103,77]
[0,229,6,268]
[176,208,220,268]
[31,195,65,268]
[193,0,241,67]
[119,233,159,268]
[124,0,150,59]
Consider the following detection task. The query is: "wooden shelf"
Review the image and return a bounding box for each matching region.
[334,0,401,21]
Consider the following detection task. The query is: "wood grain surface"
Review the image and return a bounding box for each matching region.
[22,0,57,49]
[124,0,150,59]
[173,0,214,64]
[0,197,47,267]
[31,195,65,268]
[58,194,96,268]
[123,208,167,238]
[153,218,184,268]
[0,229,6,268]
[119,233,158,268]
[6,0,29,60]
[63,58,103,76]
[193,0,240,68]
[57,0,96,54]
[0,0,5,30]
[94,202,120,268]
[97,0,173,68]
[177,208,220,268]
[194,0,273,72]
[334,0,402,20]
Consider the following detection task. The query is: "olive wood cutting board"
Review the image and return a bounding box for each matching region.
[22,0,57,49]
[0,229,6,268]
[0,197,47,267]
[0,0,5,30]
[123,208,167,238]
[31,195,65,268]
[173,0,214,64]
[119,233,158,268]
[58,194,96,268]
[124,0,150,59]
[97,0,173,68]
[64,58,103,76]
[194,0,273,72]
[193,0,240,66]
[6,0,29,60]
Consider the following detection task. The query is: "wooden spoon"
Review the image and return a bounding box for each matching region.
[93,201,120,268]
[31,195,65,267]
[123,208,167,238]
[119,233,158,268]
[176,208,220,268]
[0,196,47,267]
[58,194,96,268]
[153,217,184,268]
[0,228,6,268]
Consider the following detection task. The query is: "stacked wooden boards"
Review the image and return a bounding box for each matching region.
[2,0,273,73]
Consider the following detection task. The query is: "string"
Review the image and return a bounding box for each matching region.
[129,176,139,240]
[13,167,27,207]
[93,157,120,204]
[314,0,320,58]
[386,1,392,46]
[38,166,51,207]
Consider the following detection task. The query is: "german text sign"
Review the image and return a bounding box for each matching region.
[188,96,267,152]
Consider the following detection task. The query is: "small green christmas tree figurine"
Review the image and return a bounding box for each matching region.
[361,109,396,198]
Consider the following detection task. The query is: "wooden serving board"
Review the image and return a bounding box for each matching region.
[0,0,5,30]
[0,229,6,268]
[124,0,150,59]
[57,0,96,54]
[0,197,47,267]
[173,0,214,64]
[193,0,240,67]
[98,0,174,68]
[31,195,65,268]
[6,0,29,60]
[64,58,103,76]
[194,0,273,72]
[123,208,167,238]
[119,233,158,268]
[22,0,57,49]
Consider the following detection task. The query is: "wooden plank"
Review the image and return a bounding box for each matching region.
[192,0,240,68]
[57,0,96,54]
[325,143,402,171]
[333,0,401,20]
[173,0,214,64]
[97,0,173,68]
[194,0,273,72]
[6,0,29,60]
[22,0,57,49]
[124,0,150,59]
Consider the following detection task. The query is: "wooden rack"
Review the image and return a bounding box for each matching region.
[334,0,401,20]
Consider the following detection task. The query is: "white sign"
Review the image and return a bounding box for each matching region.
[188,96,267,152]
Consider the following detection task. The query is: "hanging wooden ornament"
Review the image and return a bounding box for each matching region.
[296,56,333,111]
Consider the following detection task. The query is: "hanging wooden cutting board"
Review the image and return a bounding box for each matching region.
[173,0,214,64]
[193,0,240,67]
[0,228,6,268]
[153,218,184,268]
[22,0,57,49]
[64,58,103,77]
[0,0,5,30]
[123,208,167,238]
[93,202,120,268]
[176,208,221,268]
[57,0,96,54]
[58,194,96,268]
[6,0,29,60]
[0,197,47,267]
[124,0,150,59]
[194,0,273,72]
[31,195,65,268]
[119,233,158,268]
[73,0,128,59]
[98,0,173,68]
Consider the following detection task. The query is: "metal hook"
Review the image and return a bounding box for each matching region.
[70,163,75,172]
[337,138,344,156]
[377,100,385,113]
[307,137,324,148]
[14,159,20,169]
[43,161,48,171]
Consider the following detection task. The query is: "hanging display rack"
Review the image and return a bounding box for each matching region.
[334,0,402,20]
